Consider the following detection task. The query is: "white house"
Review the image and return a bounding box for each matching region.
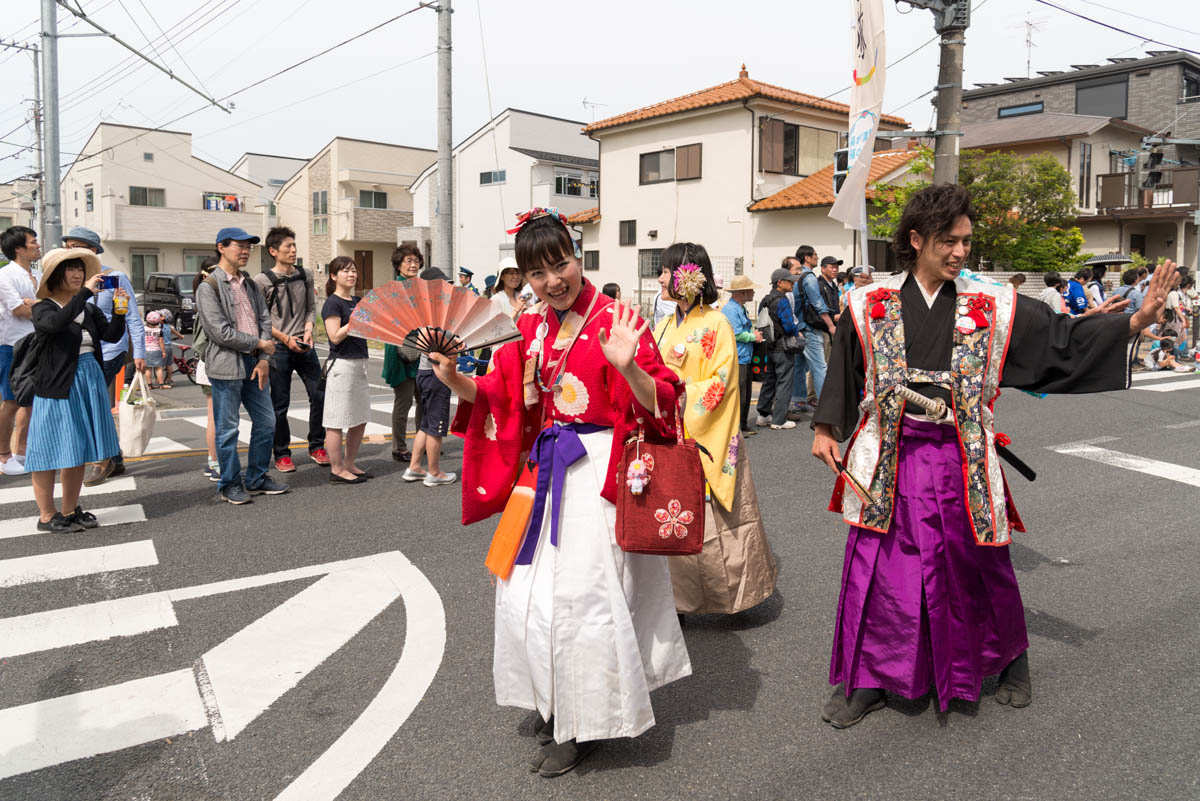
[60,123,263,288]
[408,108,599,280]
[230,151,309,269]
[574,65,910,305]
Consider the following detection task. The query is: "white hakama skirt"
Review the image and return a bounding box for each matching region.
[494,428,692,744]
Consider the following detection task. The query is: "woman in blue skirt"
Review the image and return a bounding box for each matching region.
[27,247,127,533]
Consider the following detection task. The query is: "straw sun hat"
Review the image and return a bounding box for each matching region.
[37,247,102,299]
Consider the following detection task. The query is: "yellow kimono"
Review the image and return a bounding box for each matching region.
[655,304,777,615]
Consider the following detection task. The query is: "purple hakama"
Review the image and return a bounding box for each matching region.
[829,417,1029,710]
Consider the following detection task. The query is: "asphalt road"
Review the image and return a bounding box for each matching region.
[1,371,1198,801]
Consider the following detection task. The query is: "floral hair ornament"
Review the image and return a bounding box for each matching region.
[506,206,570,236]
[672,262,707,302]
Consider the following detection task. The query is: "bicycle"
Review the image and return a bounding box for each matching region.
[172,343,199,385]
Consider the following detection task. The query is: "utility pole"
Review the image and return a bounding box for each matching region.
[40,0,62,249]
[435,0,453,274]
[32,51,45,244]
[895,0,970,185]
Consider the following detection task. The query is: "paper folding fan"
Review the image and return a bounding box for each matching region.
[348,277,523,356]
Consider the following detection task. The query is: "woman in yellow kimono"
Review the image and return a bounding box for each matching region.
[653,243,777,615]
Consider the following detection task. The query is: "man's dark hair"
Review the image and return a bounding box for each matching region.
[45,257,85,293]
[1137,266,1149,278]
[265,226,295,255]
[391,243,423,273]
[795,245,815,262]
[1121,268,1138,286]
[1074,267,1091,281]
[1,225,37,261]
[781,256,798,271]
[1044,271,1062,289]
[514,215,574,275]
[662,242,720,306]
[1090,264,1106,281]
[891,184,975,270]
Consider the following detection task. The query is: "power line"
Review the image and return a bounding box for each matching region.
[135,0,215,96]
[1070,0,1200,40]
[1030,0,1200,56]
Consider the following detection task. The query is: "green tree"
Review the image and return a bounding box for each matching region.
[869,147,1086,272]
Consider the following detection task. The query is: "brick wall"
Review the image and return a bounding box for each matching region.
[961,83,1075,125]
[352,208,413,242]
[310,152,331,265]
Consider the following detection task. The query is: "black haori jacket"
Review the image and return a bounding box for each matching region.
[31,287,126,399]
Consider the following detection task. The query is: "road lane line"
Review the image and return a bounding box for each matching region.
[198,562,402,741]
[0,668,207,780]
[0,505,147,540]
[1050,441,1200,488]
[0,591,176,658]
[1134,378,1200,392]
[1164,419,1200,429]
[0,476,137,507]
[0,540,158,588]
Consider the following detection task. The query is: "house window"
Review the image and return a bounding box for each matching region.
[1075,75,1128,118]
[675,143,702,180]
[1078,142,1092,207]
[85,185,94,211]
[639,150,675,184]
[313,218,329,236]
[313,189,329,236]
[183,249,212,273]
[619,220,636,246]
[268,202,277,217]
[0,216,12,230]
[555,171,585,196]
[583,250,599,271]
[1184,70,1200,102]
[761,119,836,176]
[130,251,158,290]
[129,186,165,207]
[637,248,664,279]
[359,190,387,209]
[998,102,1044,118]
[589,177,599,198]
[480,170,506,185]
[143,152,153,162]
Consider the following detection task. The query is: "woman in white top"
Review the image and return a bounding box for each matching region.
[490,257,525,320]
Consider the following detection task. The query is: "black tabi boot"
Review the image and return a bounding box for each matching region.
[528,738,599,778]
[825,688,886,729]
[996,650,1033,708]
[821,685,846,723]
[535,714,555,745]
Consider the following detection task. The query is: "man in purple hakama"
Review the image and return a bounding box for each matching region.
[811,184,1176,728]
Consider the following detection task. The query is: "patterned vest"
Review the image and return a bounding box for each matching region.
[835,272,1024,546]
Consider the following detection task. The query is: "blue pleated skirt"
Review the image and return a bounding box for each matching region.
[25,352,121,472]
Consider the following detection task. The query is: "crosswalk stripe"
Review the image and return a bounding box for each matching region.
[0,589,176,658]
[0,476,137,507]
[0,540,158,588]
[1050,439,1200,488]
[1131,370,1185,382]
[145,437,188,454]
[0,504,147,540]
[1133,378,1200,393]
[180,414,250,443]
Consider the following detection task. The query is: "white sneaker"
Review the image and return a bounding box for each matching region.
[1,458,26,476]
[423,471,457,486]
[402,468,426,482]
[755,415,771,427]
[770,420,797,430]
[1174,364,1191,372]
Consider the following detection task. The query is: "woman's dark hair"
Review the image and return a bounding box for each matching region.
[325,255,356,296]
[601,282,620,299]
[891,184,976,270]
[1043,271,1062,289]
[661,242,719,306]
[193,255,220,291]
[513,215,575,274]
[391,243,423,275]
[46,257,85,293]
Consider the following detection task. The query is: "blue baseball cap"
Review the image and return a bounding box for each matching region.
[63,225,104,254]
[215,227,260,244]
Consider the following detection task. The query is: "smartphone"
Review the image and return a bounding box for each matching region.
[100,274,120,290]
[295,341,311,351]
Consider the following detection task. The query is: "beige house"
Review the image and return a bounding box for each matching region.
[273,137,435,290]
[575,66,909,304]
[0,179,37,234]
[60,123,264,288]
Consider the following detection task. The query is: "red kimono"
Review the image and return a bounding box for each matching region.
[451,280,683,523]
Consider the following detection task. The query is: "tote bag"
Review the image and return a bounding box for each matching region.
[119,371,158,457]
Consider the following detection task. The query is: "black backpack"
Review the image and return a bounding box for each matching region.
[263,266,307,318]
[8,331,42,407]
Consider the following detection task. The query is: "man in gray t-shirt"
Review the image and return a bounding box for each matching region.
[251,226,327,471]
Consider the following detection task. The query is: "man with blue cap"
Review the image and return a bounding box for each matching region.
[62,227,146,486]
[196,227,289,504]
[457,266,478,295]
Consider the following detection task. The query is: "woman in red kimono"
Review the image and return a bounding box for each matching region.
[430,208,692,777]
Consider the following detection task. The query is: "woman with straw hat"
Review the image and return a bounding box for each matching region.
[26,247,128,533]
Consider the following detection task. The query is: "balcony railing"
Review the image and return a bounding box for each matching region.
[201,193,248,212]
[1096,167,1200,213]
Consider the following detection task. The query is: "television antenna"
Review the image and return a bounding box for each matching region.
[582,97,607,122]
[1014,15,1047,78]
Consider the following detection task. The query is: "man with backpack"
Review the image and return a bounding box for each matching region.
[790,246,836,413]
[252,226,328,473]
[755,268,801,430]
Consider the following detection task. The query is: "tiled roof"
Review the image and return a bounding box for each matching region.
[566,207,599,224]
[960,112,1153,150]
[584,66,908,133]
[748,149,918,212]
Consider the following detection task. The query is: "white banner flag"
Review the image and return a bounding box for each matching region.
[829,0,887,232]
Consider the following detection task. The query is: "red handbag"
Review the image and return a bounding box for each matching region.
[614,406,706,556]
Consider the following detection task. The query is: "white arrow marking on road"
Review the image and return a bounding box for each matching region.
[0,476,137,507]
[0,540,158,588]
[0,550,446,801]
[0,505,147,540]
[1050,439,1200,488]
[1133,378,1200,392]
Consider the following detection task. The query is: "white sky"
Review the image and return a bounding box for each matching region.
[1,0,1196,184]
